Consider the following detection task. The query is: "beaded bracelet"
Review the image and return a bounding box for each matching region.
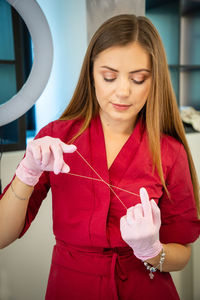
[143,247,166,279]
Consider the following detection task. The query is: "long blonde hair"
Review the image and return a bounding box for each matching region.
[60,14,200,217]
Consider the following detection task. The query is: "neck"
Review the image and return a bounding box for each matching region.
[99,112,136,136]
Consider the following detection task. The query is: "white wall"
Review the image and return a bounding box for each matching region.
[35,0,87,132]
[0,151,54,300]
[184,133,200,300]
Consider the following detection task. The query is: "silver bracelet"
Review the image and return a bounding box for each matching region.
[143,247,166,279]
[10,182,28,201]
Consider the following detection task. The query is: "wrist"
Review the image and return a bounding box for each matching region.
[11,176,34,200]
[143,246,166,279]
[16,161,42,186]
[134,240,163,261]
[145,244,165,266]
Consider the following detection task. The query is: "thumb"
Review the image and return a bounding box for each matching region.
[61,163,70,173]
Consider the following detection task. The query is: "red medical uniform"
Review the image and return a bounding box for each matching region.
[1,115,200,300]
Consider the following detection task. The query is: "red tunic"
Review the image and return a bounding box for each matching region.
[1,115,200,300]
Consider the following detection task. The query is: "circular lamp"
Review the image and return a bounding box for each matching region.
[0,0,53,126]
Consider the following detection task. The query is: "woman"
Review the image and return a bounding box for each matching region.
[0,14,199,300]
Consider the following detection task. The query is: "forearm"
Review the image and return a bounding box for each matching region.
[0,176,34,249]
[146,243,191,272]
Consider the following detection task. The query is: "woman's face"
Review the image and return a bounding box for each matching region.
[93,42,152,130]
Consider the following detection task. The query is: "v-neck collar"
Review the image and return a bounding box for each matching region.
[109,118,144,182]
[89,114,145,186]
[89,114,110,184]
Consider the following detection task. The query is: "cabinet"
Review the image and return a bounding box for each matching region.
[0,0,33,152]
[146,0,200,110]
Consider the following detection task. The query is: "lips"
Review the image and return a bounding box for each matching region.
[111,103,132,111]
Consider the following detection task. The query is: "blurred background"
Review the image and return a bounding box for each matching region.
[0,0,200,299]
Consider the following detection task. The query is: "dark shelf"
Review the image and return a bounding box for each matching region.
[169,65,200,71]
[146,0,176,10]
[180,65,200,71]
[146,0,200,115]
[169,65,180,69]
[181,0,200,16]
[0,60,15,64]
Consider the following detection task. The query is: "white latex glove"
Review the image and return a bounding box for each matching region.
[16,136,76,186]
[120,187,162,261]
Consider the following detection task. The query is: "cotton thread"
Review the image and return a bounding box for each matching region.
[67,149,165,279]
[76,150,128,210]
[67,149,140,211]
[67,172,139,197]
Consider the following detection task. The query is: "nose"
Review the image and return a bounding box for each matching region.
[116,78,130,99]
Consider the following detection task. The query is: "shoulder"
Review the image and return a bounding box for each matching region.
[161,134,182,155]
[35,118,83,142]
[161,134,188,175]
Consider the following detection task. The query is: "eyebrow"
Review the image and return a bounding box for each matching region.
[100,66,151,73]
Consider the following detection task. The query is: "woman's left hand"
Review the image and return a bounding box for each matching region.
[120,187,163,260]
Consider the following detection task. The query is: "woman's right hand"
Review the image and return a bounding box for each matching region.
[16,136,77,186]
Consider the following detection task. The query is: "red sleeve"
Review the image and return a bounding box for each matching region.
[19,123,55,237]
[18,119,82,237]
[159,143,200,244]
[18,171,50,237]
[0,122,53,238]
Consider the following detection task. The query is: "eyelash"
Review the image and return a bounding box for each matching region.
[103,78,145,85]
[132,79,145,85]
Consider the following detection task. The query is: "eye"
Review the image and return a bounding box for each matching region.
[132,79,145,85]
[104,77,116,82]
[102,71,116,82]
[130,75,145,85]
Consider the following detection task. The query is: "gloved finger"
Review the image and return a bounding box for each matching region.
[61,163,70,173]
[120,216,128,237]
[50,143,64,174]
[30,142,42,164]
[139,187,152,220]
[60,142,77,153]
[150,200,161,226]
[133,204,144,220]
[126,207,135,225]
[40,144,51,167]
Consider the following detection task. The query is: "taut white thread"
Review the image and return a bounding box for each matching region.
[67,172,139,197]
[76,150,128,210]
[68,150,140,211]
